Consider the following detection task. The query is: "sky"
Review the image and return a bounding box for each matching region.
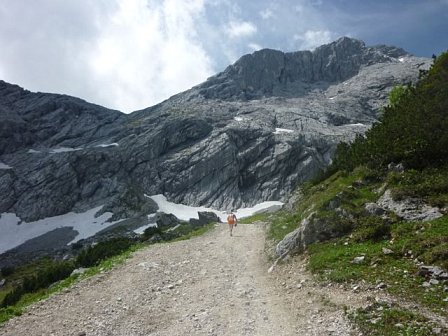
[0,0,447,113]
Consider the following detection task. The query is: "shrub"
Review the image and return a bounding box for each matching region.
[76,238,134,268]
[0,266,15,277]
[352,217,390,242]
[142,226,162,240]
[1,260,75,308]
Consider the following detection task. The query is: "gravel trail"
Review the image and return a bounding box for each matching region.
[0,223,356,336]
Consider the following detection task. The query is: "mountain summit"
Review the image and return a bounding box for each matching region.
[197,37,409,101]
[0,38,431,261]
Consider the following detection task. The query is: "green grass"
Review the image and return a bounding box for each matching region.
[307,216,448,316]
[238,212,270,224]
[171,223,215,242]
[350,303,444,336]
[268,166,381,242]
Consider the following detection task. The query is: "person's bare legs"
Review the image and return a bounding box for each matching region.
[229,223,234,236]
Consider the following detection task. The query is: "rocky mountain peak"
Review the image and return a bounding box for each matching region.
[196,37,410,101]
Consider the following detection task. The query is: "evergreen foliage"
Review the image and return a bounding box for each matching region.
[332,52,448,171]
[76,238,134,268]
[1,261,75,307]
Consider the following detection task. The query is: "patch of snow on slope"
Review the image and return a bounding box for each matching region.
[398,57,405,63]
[0,207,119,254]
[273,128,294,134]
[133,214,157,234]
[50,147,83,153]
[148,194,283,222]
[346,123,366,127]
[234,117,244,122]
[0,162,12,169]
[96,143,119,148]
[28,149,41,154]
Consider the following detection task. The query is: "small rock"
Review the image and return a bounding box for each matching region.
[429,279,439,285]
[117,297,122,301]
[71,268,89,276]
[432,327,442,334]
[439,272,448,280]
[394,323,404,328]
[0,279,5,287]
[376,282,387,289]
[382,247,393,255]
[422,282,431,288]
[352,256,365,264]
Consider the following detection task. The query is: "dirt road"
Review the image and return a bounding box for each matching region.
[0,223,356,336]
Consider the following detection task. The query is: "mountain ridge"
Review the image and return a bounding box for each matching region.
[0,37,431,260]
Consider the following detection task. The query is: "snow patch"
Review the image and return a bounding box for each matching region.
[398,57,405,63]
[0,162,12,170]
[28,149,41,154]
[273,128,294,134]
[147,194,283,223]
[0,207,120,254]
[234,117,244,122]
[96,143,119,148]
[328,96,336,100]
[133,214,157,234]
[346,123,366,127]
[50,147,83,153]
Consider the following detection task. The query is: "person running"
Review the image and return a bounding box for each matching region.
[227,211,237,236]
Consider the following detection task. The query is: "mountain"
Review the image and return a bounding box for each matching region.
[0,37,431,259]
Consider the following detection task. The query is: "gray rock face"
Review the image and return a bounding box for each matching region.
[0,38,431,250]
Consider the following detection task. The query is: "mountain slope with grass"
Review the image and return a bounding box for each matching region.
[270,52,448,335]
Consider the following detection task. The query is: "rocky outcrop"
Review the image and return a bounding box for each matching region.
[275,212,346,257]
[0,37,432,255]
[376,190,443,222]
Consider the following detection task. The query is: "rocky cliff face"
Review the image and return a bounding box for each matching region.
[0,37,431,250]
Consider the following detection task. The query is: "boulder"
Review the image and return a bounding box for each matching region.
[365,202,386,216]
[155,213,182,229]
[189,211,220,227]
[275,212,347,257]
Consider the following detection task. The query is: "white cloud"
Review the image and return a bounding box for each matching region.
[226,20,257,38]
[248,43,262,51]
[260,9,274,19]
[88,0,214,112]
[0,0,214,113]
[294,30,335,50]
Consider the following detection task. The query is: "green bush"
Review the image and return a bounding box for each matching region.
[0,267,15,277]
[352,217,391,242]
[76,238,134,268]
[1,260,75,308]
[142,226,162,240]
[331,52,448,171]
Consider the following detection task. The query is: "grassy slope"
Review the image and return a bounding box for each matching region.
[268,166,448,335]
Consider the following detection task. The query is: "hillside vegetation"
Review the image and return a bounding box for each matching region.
[270,52,448,335]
